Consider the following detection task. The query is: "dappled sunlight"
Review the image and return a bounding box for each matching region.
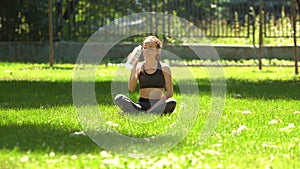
[0,63,299,168]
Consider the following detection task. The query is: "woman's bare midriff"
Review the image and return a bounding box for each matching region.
[139,88,164,99]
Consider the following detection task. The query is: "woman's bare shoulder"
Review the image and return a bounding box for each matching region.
[160,62,170,68]
[160,62,171,73]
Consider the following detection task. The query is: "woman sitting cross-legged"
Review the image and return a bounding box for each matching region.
[114,35,176,115]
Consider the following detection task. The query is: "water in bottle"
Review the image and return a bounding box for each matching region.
[125,45,142,70]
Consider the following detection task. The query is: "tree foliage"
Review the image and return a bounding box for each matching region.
[0,0,294,41]
[0,0,49,41]
[0,0,213,41]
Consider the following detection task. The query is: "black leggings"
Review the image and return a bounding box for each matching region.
[114,94,176,114]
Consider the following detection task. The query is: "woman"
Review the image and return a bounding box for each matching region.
[114,35,176,114]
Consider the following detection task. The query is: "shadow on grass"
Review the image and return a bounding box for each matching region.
[224,78,300,100]
[0,123,101,153]
[0,78,299,153]
[0,123,181,154]
[0,80,115,109]
[0,78,299,109]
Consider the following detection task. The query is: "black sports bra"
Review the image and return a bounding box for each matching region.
[139,62,165,89]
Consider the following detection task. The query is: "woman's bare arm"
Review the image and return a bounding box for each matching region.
[162,63,173,99]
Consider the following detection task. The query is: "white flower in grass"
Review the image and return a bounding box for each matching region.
[4,70,12,75]
[270,153,275,162]
[167,153,179,162]
[262,142,281,149]
[102,156,120,166]
[268,119,283,125]
[100,150,112,158]
[127,162,137,169]
[20,156,29,162]
[231,124,247,135]
[69,131,86,137]
[237,124,247,133]
[280,123,295,133]
[241,110,252,115]
[217,163,223,168]
[234,110,251,115]
[201,149,221,155]
[287,123,295,128]
[152,157,172,168]
[205,163,211,169]
[233,93,242,98]
[87,154,97,159]
[294,111,300,115]
[234,110,241,113]
[49,152,55,157]
[71,155,78,159]
[105,121,119,127]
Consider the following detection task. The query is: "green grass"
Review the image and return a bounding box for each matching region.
[0,62,299,169]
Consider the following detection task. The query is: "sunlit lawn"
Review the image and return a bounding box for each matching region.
[0,62,299,169]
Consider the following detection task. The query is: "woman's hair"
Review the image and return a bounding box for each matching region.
[143,36,162,61]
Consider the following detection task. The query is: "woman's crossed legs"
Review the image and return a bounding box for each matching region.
[114,94,176,114]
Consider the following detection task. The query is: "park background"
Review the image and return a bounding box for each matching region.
[0,0,299,71]
[0,0,300,169]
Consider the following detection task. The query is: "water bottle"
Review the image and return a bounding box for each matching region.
[125,45,142,70]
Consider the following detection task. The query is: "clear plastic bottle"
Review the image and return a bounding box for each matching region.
[125,45,142,70]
